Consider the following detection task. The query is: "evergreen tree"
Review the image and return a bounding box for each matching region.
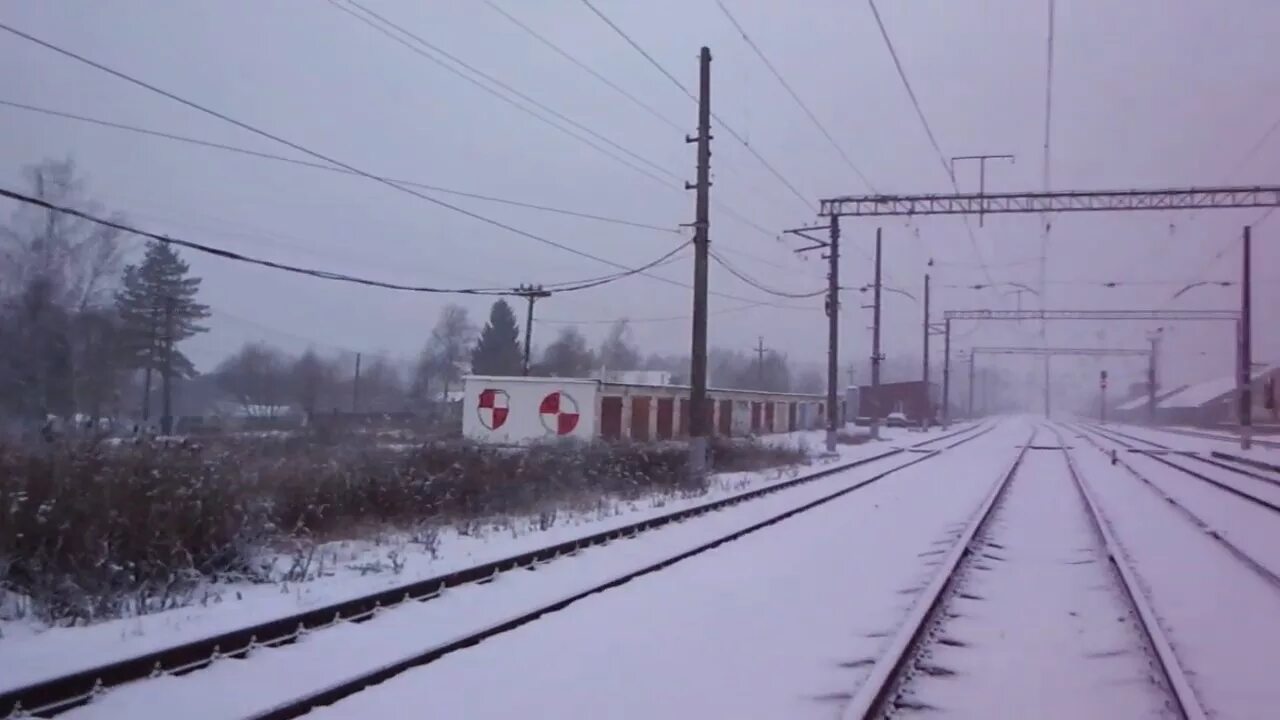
[470,299,523,376]
[116,241,209,432]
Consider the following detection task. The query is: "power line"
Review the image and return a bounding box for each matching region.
[537,299,814,326]
[714,0,875,191]
[330,0,678,189]
[0,186,689,296]
[0,20,707,287]
[709,250,826,299]
[0,98,683,235]
[482,0,684,134]
[865,0,997,292]
[480,1,808,272]
[579,0,816,213]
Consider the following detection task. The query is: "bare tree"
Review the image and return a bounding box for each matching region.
[425,304,475,399]
[598,318,640,371]
[215,342,290,416]
[0,159,127,430]
[355,355,405,413]
[540,326,595,378]
[1,158,123,311]
[290,349,341,418]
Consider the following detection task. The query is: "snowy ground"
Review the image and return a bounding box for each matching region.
[1083,424,1280,579]
[19,417,1277,718]
[1109,423,1280,457]
[264,420,1026,720]
[0,425,955,695]
[892,437,1171,718]
[1065,425,1280,718]
[28,423,993,720]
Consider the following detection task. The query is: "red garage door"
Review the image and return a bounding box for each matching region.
[631,396,651,441]
[718,399,733,436]
[601,396,623,440]
[656,398,674,440]
[764,402,775,433]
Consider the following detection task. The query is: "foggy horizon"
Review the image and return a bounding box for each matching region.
[3,0,1276,415]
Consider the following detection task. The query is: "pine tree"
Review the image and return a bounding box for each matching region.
[116,241,209,432]
[470,299,523,376]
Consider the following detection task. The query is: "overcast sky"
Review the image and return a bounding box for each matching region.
[2,1,1276,408]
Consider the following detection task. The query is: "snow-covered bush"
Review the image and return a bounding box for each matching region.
[0,434,805,623]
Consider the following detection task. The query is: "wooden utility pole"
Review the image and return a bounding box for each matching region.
[870,228,883,439]
[687,46,713,472]
[1241,225,1253,450]
[352,352,362,413]
[752,336,769,389]
[515,284,551,376]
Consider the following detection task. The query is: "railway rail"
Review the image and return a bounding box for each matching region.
[1135,425,1280,450]
[1073,423,1280,590]
[1084,423,1280,515]
[841,423,1203,719]
[3,423,988,720]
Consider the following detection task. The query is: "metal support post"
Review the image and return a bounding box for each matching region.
[1241,225,1253,450]
[826,216,841,451]
[870,228,883,440]
[942,318,952,427]
[922,272,930,429]
[968,350,976,418]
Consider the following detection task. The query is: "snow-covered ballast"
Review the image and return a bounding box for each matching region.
[461,375,836,444]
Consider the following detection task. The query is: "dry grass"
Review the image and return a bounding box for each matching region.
[0,434,805,624]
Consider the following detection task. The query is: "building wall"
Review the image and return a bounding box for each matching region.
[464,375,826,444]
[462,376,599,444]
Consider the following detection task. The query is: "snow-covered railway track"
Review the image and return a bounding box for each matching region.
[4,424,990,720]
[1085,424,1280,514]
[842,424,1200,719]
[1134,425,1280,450]
[1072,424,1280,590]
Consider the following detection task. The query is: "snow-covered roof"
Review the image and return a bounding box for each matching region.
[1158,365,1277,409]
[1115,385,1187,412]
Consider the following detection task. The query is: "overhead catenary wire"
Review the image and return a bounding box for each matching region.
[336,1,800,275]
[866,0,998,291]
[708,249,827,299]
[0,186,689,297]
[482,0,684,134]
[713,0,875,192]
[0,21,740,296]
[329,0,677,189]
[579,0,816,213]
[537,299,815,326]
[0,98,683,235]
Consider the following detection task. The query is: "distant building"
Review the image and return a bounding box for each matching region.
[597,369,673,386]
[1143,364,1279,426]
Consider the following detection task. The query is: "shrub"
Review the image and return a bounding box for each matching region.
[0,434,805,624]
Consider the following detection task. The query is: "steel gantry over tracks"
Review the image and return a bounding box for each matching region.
[963,346,1153,418]
[813,184,1272,446]
[939,309,1241,427]
[818,186,1280,218]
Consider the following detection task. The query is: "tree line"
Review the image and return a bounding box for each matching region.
[0,160,827,437]
[1,159,208,436]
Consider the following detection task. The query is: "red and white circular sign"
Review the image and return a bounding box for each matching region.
[477,388,510,430]
[539,391,580,435]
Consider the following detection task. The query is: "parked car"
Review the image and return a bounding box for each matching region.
[887,411,910,428]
